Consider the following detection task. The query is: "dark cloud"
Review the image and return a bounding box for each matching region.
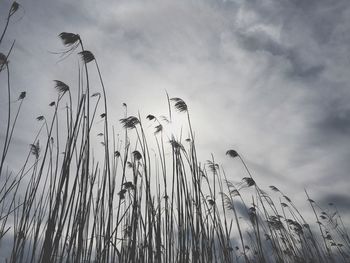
[319,193,350,214]
[318,107,350,135]
[236,30,286,56]
[236,30,325,79]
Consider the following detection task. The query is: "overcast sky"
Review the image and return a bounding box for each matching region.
[1,0,350,219]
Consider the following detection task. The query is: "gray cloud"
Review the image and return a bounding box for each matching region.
[318,106,350,136]
[319,193,350,214]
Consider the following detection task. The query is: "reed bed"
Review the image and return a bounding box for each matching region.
[0,2,349,262]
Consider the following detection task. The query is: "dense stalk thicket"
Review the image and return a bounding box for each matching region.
[0,2,349,262]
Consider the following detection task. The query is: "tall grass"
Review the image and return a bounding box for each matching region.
[0,2,349,262]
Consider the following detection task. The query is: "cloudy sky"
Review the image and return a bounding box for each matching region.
[1,0,350,219]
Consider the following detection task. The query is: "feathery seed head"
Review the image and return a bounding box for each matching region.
[169,138,183,150]
[226,149,239,158]
[242,177,255,187]
[118,189,127,200]
[132,150,142,161]
[123,181,135,190]
[18,91,26,100]
[154,124,163,134]
[269,185,280,192]
[146,114,155,121]
[120,116,140,129]
[0,53,7,68]
[59,32,80,46]
[207,199,215,206]
[30,141,40,159]
[54,80,69,94]
[207,160,219,174]
[79,50,95,63]
[170,97,187,112]
[283,195,291,202]
[10,2,19,16]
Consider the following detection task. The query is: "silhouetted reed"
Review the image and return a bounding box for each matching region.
[0,3,349,262]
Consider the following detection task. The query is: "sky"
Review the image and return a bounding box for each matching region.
[1,0,350,220]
